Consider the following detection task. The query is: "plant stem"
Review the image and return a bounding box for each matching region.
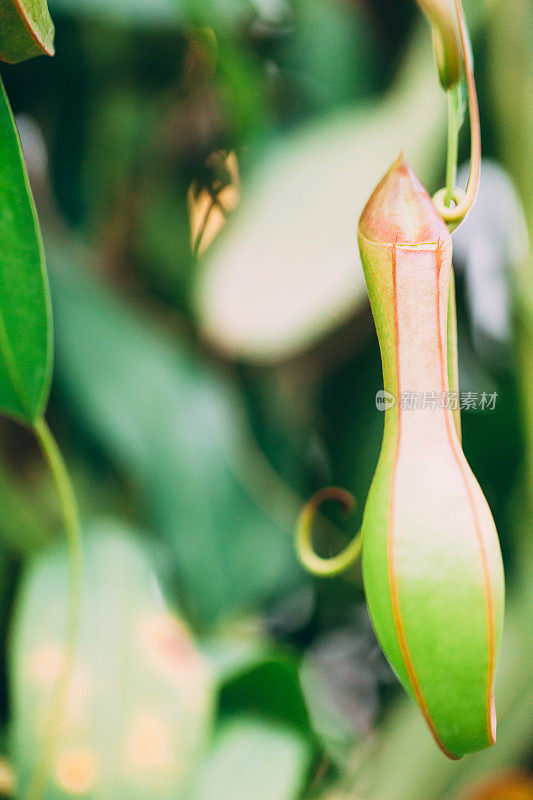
[25,418,83,800]
[432,0,481,227]
[445,85,460,207]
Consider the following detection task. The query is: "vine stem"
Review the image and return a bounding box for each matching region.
[444,84,460,207]
[25,418,83,800]
[432,0,481,227]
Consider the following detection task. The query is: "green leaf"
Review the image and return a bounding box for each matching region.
[0,0,54,64]
[193,5,491,363]
[0,79,52,424]
[49,0,178,27]
[50,258,302,627]
[202,628,315,741]
[193,719,312,800]
[10,521,215,799]
[282,0,372,118]
[47,0,248,29]
[218,655,312,735]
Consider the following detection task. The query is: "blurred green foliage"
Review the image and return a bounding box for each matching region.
[0,0,531,798]
[10,525,215,798]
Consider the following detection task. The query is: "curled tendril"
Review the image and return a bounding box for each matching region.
[432,186,466,232]
[296,487,362,577]
[432,0,481,229]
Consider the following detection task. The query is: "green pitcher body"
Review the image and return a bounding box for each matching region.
[358,156,505,759]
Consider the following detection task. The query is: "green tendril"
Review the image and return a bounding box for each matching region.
[296,487,362,577]
[432,0,481,230]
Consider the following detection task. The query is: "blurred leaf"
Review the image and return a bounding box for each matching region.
[181,0,268,142]
[193,718,312,800]
[193,30,442,362]
[47,0,249,29]
[0,540,14,623]
[0,80,52,424]
[0,0,54,64]
[195,619,315,737]
[137,178,197,305]
[487,0,533,491]
[280,0,372,119]
[299,615,388,764]
[487,0,533,231]
[453,160,527,351]
[0,458,54,553]
[0,756,15,796]
[218,655,311,734]
[193,2,491,363]
[49,0,179,27]
[462,773,533,800]
[10,521,215,799]
[50,256,303,627]
[84,88,156,230]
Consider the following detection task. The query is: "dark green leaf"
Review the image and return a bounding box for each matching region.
[49,0,178,27]
[0,0,54,64]
[47,0,247,29]
[0,79,52,424]
[50,258,303,627]
[218,657,312,735]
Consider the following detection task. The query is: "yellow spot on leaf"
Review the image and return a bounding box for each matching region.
[139,613,209,686]
[28,645,91,720]
[127,713,171,769]
[0,757,16,796]
[28,644,63,683]
[55,749,96,794]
